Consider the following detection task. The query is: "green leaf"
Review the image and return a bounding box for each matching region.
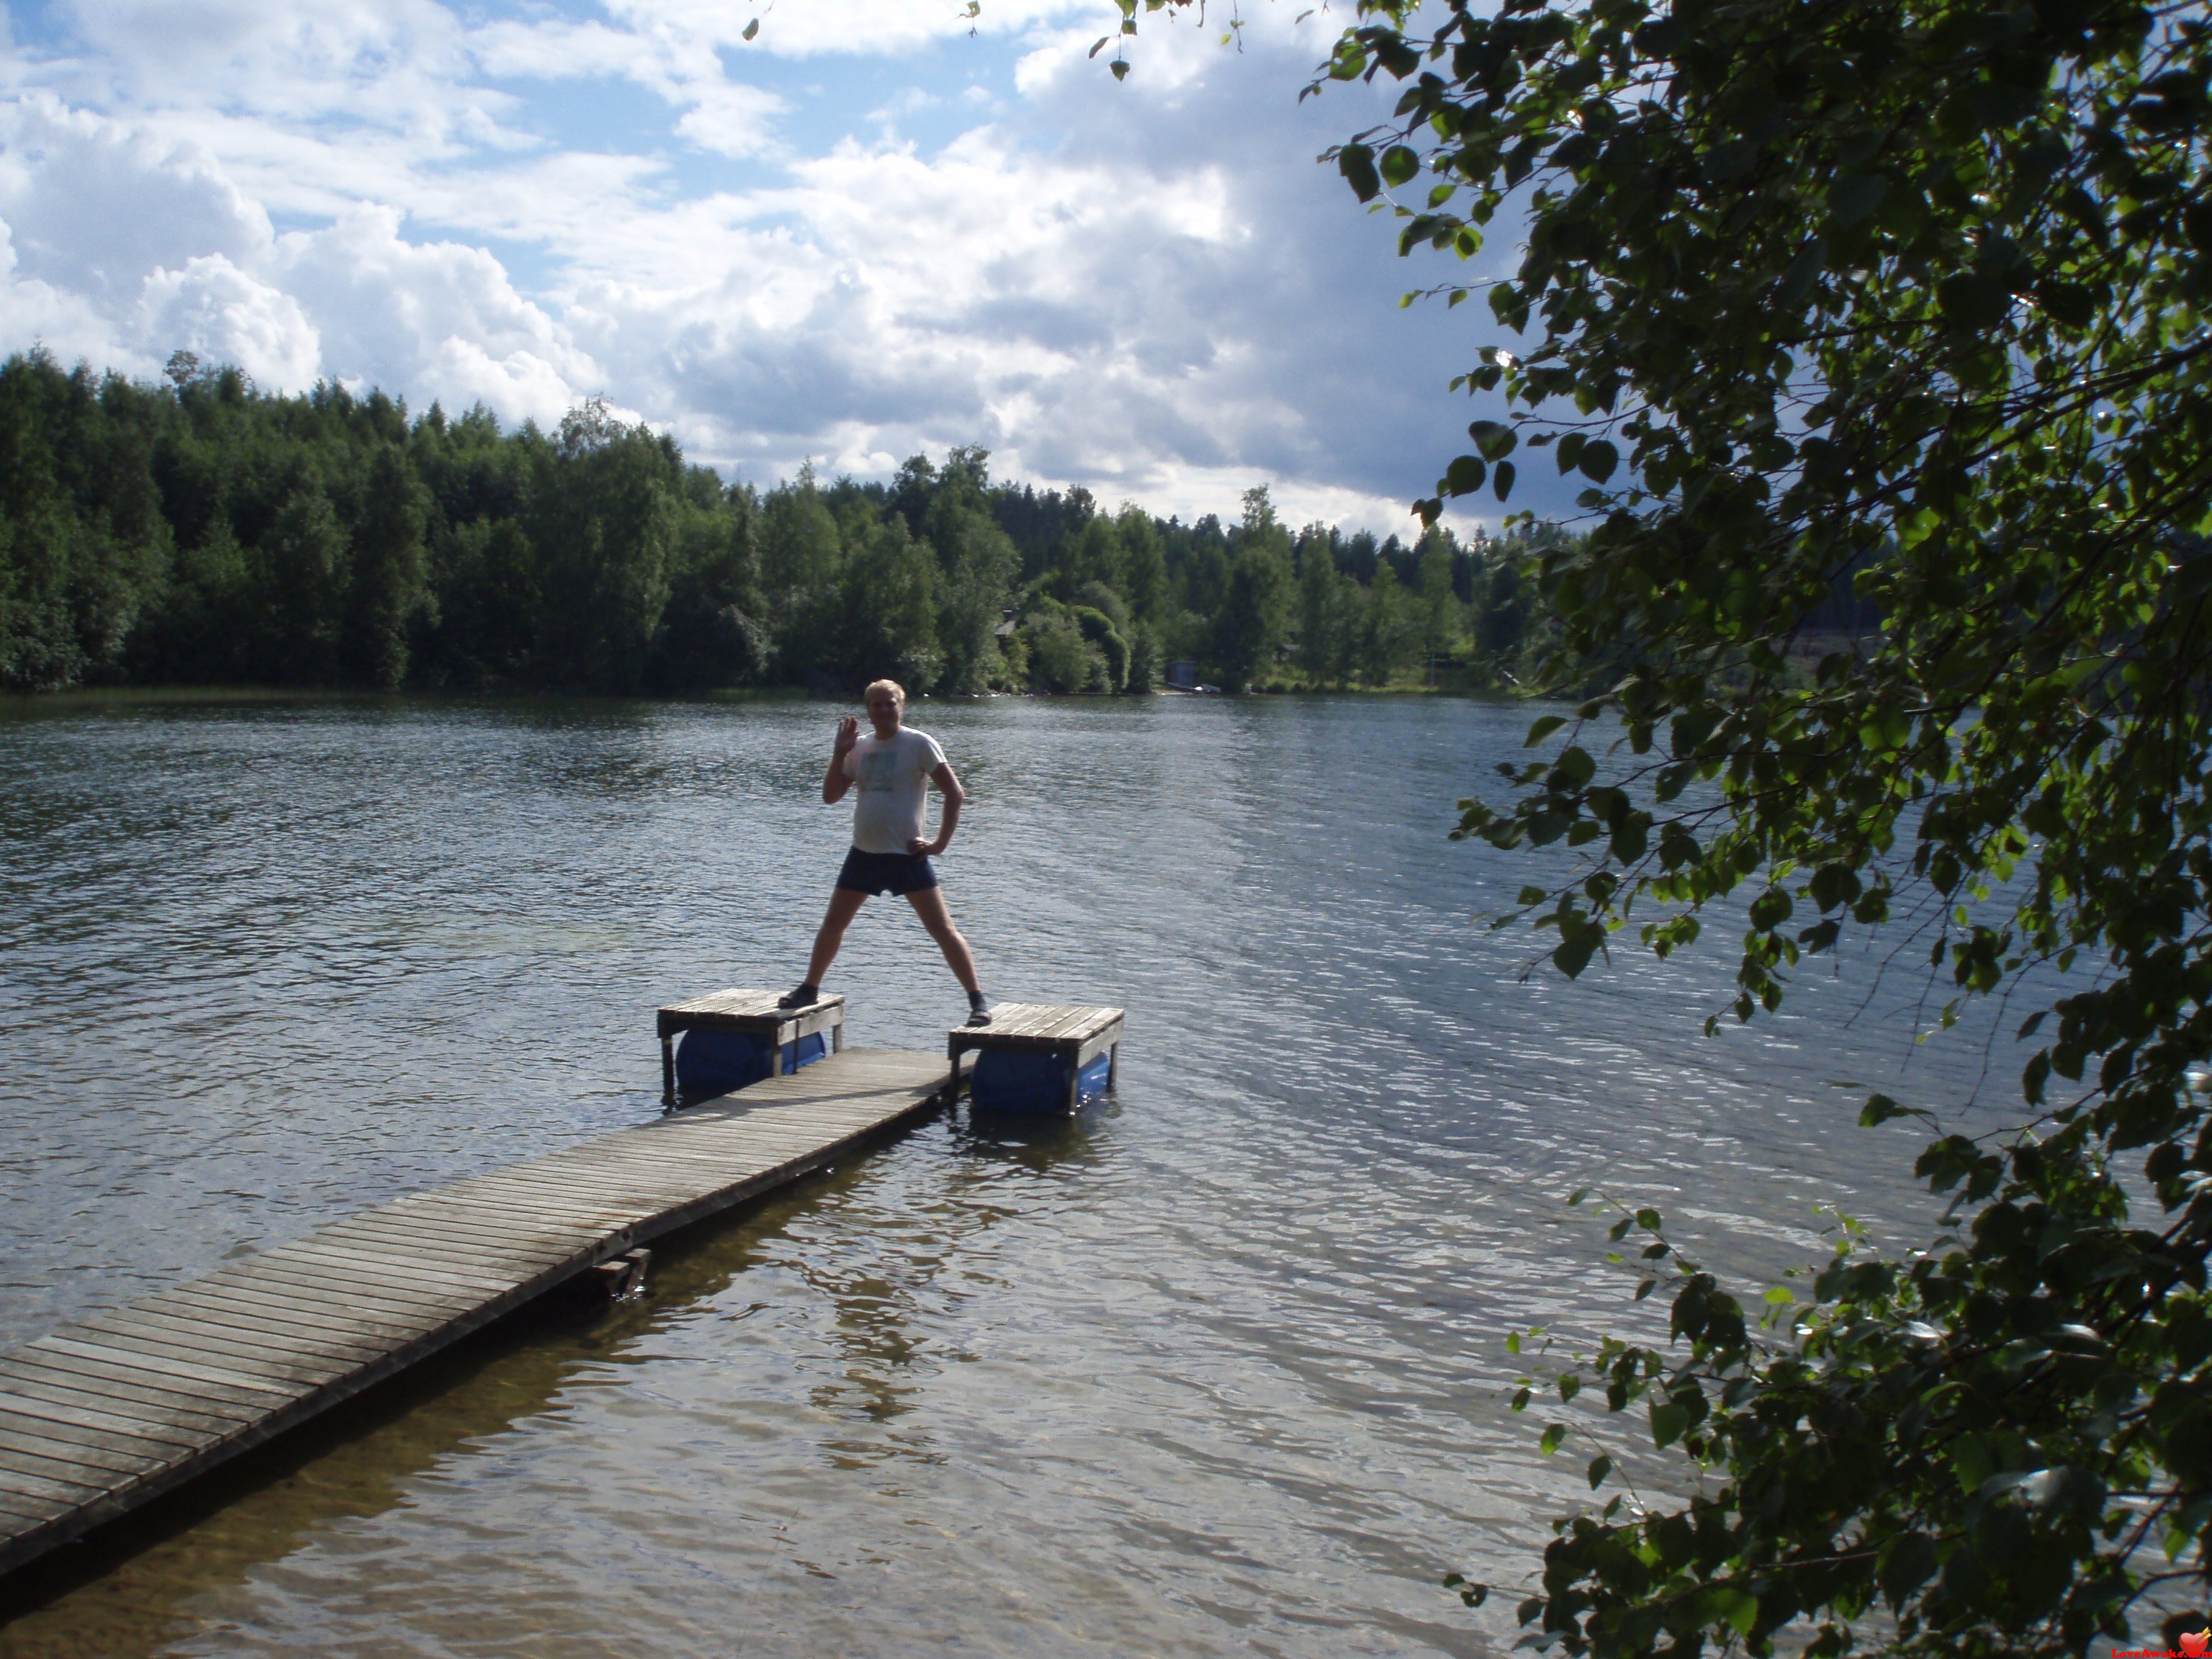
[1539,1423,1567,1454]
[1380,145,1420,188]
[1859,1092,1907,1126]
[1577,440,1617,483]
[742,17,760,40]
[1552,929,1598,978]
[1468,419,1516,459]
[1337,143,1380,202]
[1826,171,1888,226]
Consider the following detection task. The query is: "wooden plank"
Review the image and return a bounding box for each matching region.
[0,1044,959,1579]
[161,1278,450,1347]
[0,1437,132,1491]
[209,1255,493,1320]
[258,1230,531,1292]
[0,1353,269,1426]
[326,1205,602,1254]
[0,1396,204,1460]
[285,1235,569,1297]
[444,1170,680,1215]
[660,988,843,1023]
[35,1336,300,1405]
[0,1489,66,1527]
[162,1282,446,1352]
[110,1295,395,1368]
[66,1314,351,1393]
[0,1488,75,1529]
[0,1462,102,1512]
[373,1190,635,1238]
[0,1365,259,1437]
[259,1236,526,1295]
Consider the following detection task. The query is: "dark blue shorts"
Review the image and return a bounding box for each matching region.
[837,847,940,896]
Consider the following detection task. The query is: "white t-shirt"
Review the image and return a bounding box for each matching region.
[843,726,949,855]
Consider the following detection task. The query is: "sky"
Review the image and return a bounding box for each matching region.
[0,0,1543,533]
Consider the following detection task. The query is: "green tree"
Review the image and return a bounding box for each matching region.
[254,478,350,685]
[839,511,939,692]
[1356,558,1414,687]
[760,464,841,617]
[429,517,539,688]
[652,482,770,691]
[346,446,430,688]
[1069,603,1130,691]
[1211,485,1293,691]
[1116,505,1169,624]
[925,446,1019,696]
[1281,0,2212,1650]
[526,401,680,693]
[1125,624,1161,694]
[1061,514,1124,595]
[1022,605,1109,693]
[1413,527,1460,683]
[1295,531,1354,687]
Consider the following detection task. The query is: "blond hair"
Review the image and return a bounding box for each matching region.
[863,678,907,706]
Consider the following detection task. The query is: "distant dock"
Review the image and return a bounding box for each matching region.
[0,1046,959,1579]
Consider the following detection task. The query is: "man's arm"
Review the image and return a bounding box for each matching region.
[822,718,858,804]
[910,762,963,856]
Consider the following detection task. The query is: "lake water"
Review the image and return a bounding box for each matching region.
[0,693,2022,1658]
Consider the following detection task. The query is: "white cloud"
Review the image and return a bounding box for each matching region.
[0,0,1551,525]
[138,253,320,387]
[0,94,270,301]
[269,204,599,421]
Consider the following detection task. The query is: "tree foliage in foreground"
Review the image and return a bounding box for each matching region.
[1223,0,2212,1648]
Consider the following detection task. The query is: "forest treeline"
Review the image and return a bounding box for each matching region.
[0,349,1562,697]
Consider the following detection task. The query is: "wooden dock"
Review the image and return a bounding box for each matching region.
[0,1046,958,1580]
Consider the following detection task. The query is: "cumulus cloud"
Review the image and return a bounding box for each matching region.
[270,204,598,422]
[138,253,320,387]
[0,0,1547,530]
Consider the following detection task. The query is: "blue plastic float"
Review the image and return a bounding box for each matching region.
[969,1048,1112,1114]
[674,1028,827,1096]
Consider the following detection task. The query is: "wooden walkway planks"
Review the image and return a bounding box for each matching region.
[0,1046,957,1579]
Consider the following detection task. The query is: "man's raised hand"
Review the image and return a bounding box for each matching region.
[832,716,859,755]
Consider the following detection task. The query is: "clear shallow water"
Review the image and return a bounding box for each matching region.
[0,693,2023,1658]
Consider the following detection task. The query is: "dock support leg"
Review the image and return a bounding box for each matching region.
[660,1033,676,1103]
[593,1249,651,1303]
[1066,1064,1080,1115]
[833,1022,843,1053]
[1107,1042,1119,1092]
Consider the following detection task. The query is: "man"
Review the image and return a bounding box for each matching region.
[781,679,992,1026]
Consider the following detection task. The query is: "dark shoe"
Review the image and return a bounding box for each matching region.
[778,984,819,1010]
[964,1002,993,1027]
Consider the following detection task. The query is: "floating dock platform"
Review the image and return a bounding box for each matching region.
[0,1043,957,1580]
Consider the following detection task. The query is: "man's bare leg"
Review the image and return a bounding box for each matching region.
[906,886,982,999]
[796,886,869,994]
